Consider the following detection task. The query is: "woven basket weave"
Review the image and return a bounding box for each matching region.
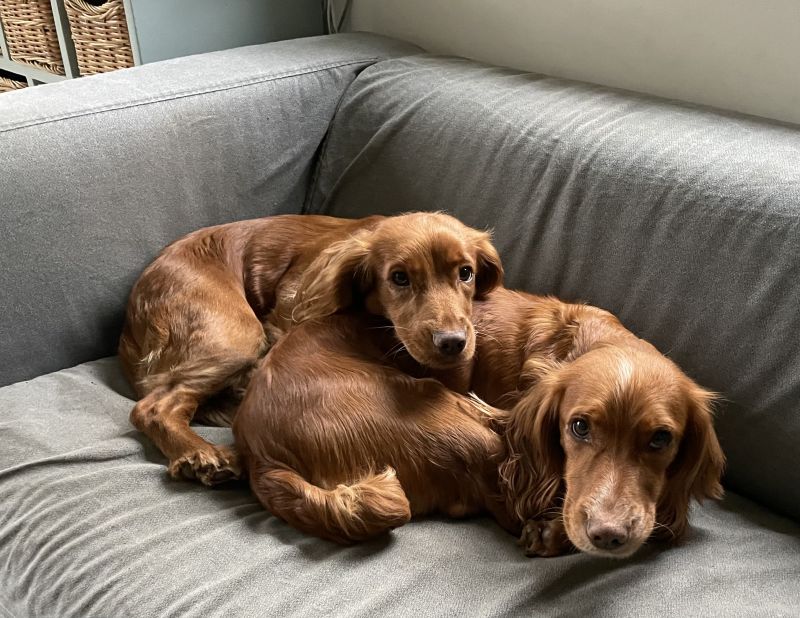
[0,75,28,92]
[0,0,65,75]
[64,0,133,75]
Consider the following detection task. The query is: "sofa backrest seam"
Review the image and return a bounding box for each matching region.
[0,57,381,135]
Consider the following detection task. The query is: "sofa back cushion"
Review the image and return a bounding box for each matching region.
[308,55,800,521]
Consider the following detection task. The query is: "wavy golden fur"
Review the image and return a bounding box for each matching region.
[119,213,502,485]
[235,287,724,558]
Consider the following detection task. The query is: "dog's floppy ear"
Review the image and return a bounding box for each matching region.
[498,364,565,523]
[470,230,503,298]
[292,231,372,323]
[655,383,725,541]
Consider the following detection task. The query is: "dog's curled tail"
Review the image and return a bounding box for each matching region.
[251,464,411,544]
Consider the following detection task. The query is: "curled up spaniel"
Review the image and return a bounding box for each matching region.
[234,287,724,558]
[119,213,502,485]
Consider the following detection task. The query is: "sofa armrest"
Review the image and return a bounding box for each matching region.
[0,33,420,387]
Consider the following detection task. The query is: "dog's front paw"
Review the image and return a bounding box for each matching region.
[518,518,571,557]
[169,445,242,486]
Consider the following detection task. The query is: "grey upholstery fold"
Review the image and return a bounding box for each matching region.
[0,358,797,617]
[0,33,420,387]
[307,55,800,522]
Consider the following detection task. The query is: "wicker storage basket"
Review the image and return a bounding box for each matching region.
[0,75,28,92]
[0,0,65,75]
[63,0,133,75]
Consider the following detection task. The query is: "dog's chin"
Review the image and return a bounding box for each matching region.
[564,515,649,560]
[573,537,644,559]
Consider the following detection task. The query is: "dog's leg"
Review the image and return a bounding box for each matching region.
[518,517,573,557]
[131,386,241,485]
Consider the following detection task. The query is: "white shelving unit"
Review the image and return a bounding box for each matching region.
[0,0,76,85]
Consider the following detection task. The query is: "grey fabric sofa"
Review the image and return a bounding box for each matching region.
[1,32,799,617]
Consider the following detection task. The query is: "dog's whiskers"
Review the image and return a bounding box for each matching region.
[651,521,676,540]
[382,341,407,360]
[367,325,411,333]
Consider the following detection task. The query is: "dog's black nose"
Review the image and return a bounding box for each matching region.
[586,521,630,551]
[432,330,467,356]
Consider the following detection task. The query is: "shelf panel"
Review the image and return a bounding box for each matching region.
[49,0,79,78]
[0,55,67,83]
[0,7,7,58]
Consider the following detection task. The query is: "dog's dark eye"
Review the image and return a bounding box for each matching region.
[570,418,590,441]
[649,430,672,450]
[390,271,410,287]
[458,266,474,283]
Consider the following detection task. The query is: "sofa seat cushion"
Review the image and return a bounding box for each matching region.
[1,359,798,616]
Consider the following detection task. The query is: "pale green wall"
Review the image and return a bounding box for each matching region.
[349,0,800,125]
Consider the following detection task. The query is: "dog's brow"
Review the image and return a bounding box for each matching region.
[432,242,471,269]
[640,414,680,432]
[389,236,470,276]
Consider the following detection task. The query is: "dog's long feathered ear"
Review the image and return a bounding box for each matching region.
[471,230,503,298]
[498,367,565,523]
[292,231,372,323]
[655,383,725,541]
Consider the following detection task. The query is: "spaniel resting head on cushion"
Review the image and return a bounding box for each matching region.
[495,301,725,557]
